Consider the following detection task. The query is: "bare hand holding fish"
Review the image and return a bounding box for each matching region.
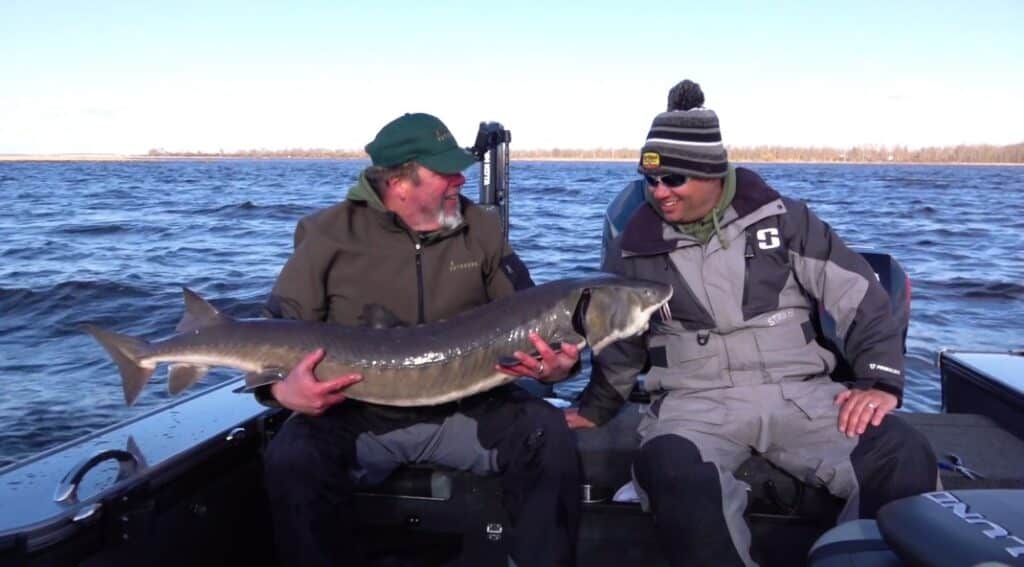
[496,331,581,383]
[271,348,362,416]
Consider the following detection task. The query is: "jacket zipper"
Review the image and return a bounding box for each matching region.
[415,241,425,324]
[742,236,756,308]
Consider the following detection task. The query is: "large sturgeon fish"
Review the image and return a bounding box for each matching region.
[83,276,672,407]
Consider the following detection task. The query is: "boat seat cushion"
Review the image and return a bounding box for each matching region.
[806,519,901,567]
[877,489,1024,565]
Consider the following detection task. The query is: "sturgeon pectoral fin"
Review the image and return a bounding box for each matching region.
[559,333,586,348]
[240,368,287,392]
[168,364,210,395]
[497,355,521,367]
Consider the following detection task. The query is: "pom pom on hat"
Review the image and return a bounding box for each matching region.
[667,79,705,111]
[640,80,728,179]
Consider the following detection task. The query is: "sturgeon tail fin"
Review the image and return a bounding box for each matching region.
[81,324,154,406]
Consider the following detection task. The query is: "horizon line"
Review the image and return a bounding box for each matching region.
[3,139,1023,159]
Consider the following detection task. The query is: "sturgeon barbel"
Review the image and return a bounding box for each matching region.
[83,276,672,407]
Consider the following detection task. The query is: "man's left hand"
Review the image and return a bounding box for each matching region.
[496,332,581,383]
[835,388,898,438]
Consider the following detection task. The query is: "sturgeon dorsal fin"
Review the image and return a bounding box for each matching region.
[177,288,234,333]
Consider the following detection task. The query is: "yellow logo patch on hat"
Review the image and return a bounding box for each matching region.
[641,152,661,170]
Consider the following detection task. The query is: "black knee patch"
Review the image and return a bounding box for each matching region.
[515,400,576,469]
[264,413,359,488]
[853,415,938,517]
[634,435,747,566]
[635,434,704,486]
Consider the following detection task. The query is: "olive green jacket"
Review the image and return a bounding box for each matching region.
[266,172,531,327]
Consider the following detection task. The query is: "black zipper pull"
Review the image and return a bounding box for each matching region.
[414,241,425,324]
[697,330,710,346]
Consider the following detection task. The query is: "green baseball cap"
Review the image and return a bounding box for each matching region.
[364,113,477,174]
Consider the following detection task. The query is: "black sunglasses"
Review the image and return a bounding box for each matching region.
[643,173,687,188]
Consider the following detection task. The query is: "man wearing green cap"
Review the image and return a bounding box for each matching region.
[258,113,582,566]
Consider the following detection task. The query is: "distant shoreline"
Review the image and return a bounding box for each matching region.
[2,154,1021,167]
[0,154,194,162]
[511,157,1024,167]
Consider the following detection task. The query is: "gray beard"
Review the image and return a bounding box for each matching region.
[437,207,463,230]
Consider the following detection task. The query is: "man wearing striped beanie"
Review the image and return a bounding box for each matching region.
[635,80,736,243]
[571,81,938,565]
[640,80,729,180]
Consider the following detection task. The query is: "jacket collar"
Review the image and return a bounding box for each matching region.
[620,167,783,256]
[345,170,387,211]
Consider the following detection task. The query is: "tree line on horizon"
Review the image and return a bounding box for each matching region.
[147,147,366,159]
[511,143,1024,163]
[147,142,1024,164]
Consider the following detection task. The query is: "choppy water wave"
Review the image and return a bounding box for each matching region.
[1,280,150,314]
[1,159,1022,466]
[947,279,1024,300]
[204,200,315,219]
[53,223,136,236]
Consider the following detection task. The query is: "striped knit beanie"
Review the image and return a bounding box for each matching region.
[639,80,729,179]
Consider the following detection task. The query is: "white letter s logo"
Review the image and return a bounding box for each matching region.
[756,228,781,250]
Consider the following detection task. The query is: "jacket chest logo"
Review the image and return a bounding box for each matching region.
[755,228,781,250]
[766,309,794,327]
[449,259,480,272]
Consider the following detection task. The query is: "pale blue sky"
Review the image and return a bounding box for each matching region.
[2,0,1022,154]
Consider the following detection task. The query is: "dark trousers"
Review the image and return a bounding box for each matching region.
[634,415,937,566]
[849,413,938,518]
[263,385,581,567]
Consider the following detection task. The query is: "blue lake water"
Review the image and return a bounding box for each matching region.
[1,160,1022,467]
